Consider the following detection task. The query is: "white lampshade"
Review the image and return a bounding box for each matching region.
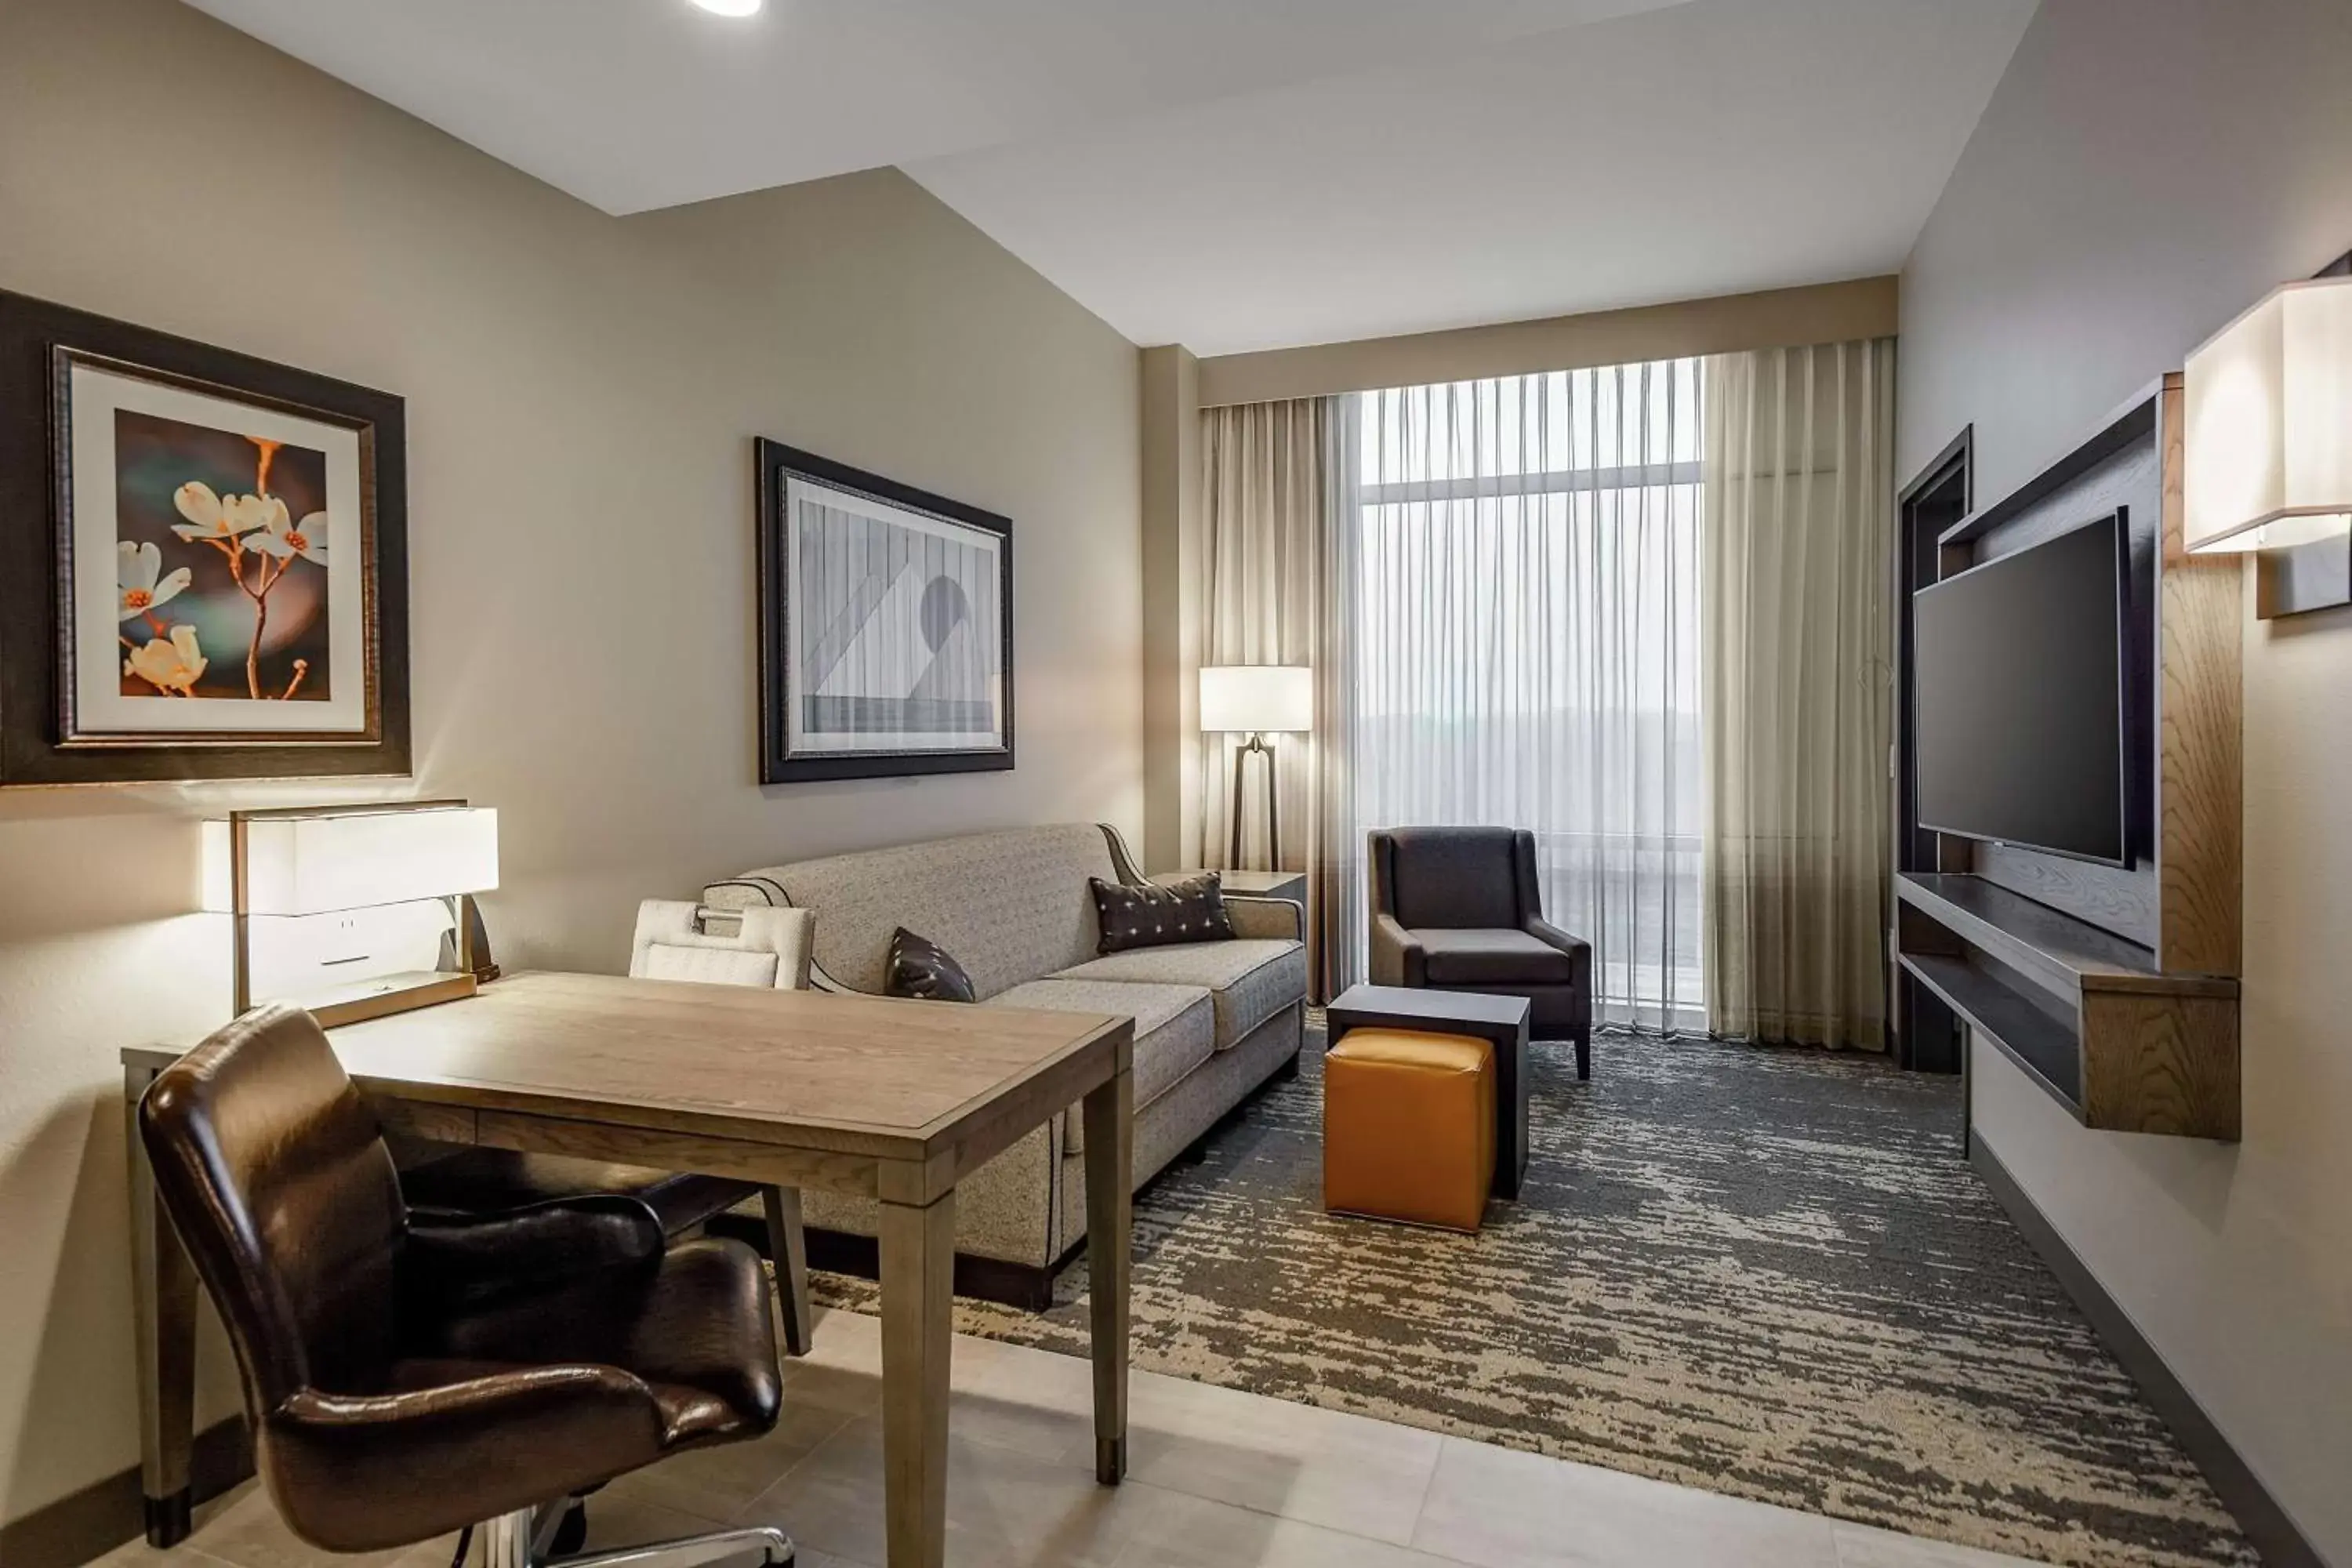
[2184,275,2352,554]
[204,806,499,916]
[1200,665,1312,734]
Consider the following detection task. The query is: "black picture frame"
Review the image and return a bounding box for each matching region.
[755,439,1014,784]
[0,289,410,785]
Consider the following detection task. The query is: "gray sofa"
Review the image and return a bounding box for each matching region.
[702,823,1305,1306]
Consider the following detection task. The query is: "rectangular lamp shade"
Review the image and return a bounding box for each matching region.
[203,806,499,916]
[1200,665,1312,734]
[2184,275,2352,553]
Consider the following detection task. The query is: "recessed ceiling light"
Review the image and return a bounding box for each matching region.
[689,0,762,16]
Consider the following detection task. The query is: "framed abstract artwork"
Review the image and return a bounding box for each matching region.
[755,439,1013,783]
[0,290,408,785]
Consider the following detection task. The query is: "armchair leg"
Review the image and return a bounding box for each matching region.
[1574,1026,1592,1082]
[481,1504,793,1568]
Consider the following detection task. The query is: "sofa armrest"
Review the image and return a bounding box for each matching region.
[1370,913,1426,987]
[1225,894,1303,942]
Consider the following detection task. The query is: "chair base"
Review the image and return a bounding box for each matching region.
[482,1500,792,1568]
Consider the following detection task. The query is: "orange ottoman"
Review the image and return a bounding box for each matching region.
[1323,1029,1495,1232]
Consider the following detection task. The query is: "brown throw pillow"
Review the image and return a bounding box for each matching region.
[886,927,976,1003]
[1091,872,1235,954]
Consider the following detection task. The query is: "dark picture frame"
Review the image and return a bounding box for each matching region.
[755,439,1013,784]
[0,289,410,785]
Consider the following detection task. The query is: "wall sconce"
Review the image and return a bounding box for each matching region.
[1200,664,1312,870]
[203,800,499,1026]
[2185,269,2352,614]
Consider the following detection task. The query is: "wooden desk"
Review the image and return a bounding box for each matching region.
[123,972,1134,1568]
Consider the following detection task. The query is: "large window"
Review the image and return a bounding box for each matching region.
[1348,361,1703,1028]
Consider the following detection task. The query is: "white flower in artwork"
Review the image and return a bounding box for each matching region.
[116,540,192,621]
[123,624,208,695]
[170,482,280,543]
[250,506,329,567]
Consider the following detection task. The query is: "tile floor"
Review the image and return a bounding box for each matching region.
[87,1307,2049,1568]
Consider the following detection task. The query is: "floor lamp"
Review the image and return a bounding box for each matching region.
[1200,665,1312,869]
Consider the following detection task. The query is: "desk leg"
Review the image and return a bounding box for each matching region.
[1081,1069,1132,1485]
[760,1185,814,1358]
[125,1066,198,1548]
[878,1191,953,1568]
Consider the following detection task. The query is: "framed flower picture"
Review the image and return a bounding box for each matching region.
[755,440,1013,783]
[0,290,409,785]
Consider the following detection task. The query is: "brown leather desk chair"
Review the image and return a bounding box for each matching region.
[139,1004,795,1568]
[1368,826,1594,1080]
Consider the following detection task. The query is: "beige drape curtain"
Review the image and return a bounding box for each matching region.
[1700,339,1896,1050]
[1198,396,1356,999]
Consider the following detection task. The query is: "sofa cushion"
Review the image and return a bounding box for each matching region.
[885,927,977,1004]
[1415,927,1578,985]
[710,824,1122,999]
[986,978,1216,1152]
[1054,939,1304,1050]
[1089,872,1235,953]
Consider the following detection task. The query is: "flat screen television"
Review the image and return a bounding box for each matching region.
[1913,512,2129,866]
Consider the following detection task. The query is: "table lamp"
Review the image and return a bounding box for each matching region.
[1199,664,1311,870]
[202,800,499,1026]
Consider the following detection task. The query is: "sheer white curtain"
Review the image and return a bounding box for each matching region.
[1335,363,1704,1030]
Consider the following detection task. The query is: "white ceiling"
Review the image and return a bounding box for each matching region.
[182,0,2034,356]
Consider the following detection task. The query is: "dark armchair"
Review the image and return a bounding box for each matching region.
[138,1003,796,1568]
[1368,826,1594,1079]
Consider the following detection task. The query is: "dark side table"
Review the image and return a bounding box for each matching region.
[1326,983,1532,1200]
[1160,868,1307,904]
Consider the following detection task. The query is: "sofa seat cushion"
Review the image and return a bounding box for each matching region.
[1414,927,1578,985]
[985,978,1215,1152]
[1054,939,1305,1050]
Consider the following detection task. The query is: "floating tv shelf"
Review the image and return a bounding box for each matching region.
[1896,874,2238,1138]
[1893,373,2242,1142]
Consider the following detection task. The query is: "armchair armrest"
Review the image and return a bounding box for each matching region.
[1526,915,1592,982]
[1225,893,1303,942]
[267,1370,664,1551]
[1524,914,1590,960]
[402,1194,663,1314]
[1370,913,1426,987]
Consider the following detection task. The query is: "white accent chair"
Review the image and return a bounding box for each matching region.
[632,899,814,990]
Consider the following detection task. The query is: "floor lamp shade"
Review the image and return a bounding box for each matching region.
[1200,665,1312,735]
[2185,275,2352,554]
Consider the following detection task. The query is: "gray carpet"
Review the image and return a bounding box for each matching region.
[813,1026,2253,1567]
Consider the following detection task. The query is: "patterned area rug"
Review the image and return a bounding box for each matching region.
[812,1025,2252,1567]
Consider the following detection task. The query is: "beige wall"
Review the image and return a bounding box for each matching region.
[1900,0,2352,1559]
[0,0,1141,1529]
[1138,347,1203,875]
[1197,276,1899,407]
